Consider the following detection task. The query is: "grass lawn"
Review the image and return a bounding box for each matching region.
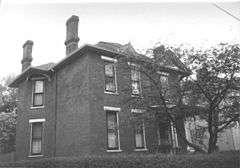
[0,151,239,168]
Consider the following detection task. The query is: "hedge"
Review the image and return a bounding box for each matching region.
[0,151,239,168]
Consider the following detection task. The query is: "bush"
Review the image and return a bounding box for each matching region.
[0,151,239,168]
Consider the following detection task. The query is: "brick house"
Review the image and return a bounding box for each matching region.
[9,15,190,161]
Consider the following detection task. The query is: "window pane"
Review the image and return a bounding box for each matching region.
[32,139,42,154]
[108,132,118,148]
[35,81,44,93]
[135,133,144,148]
[131,69,140,81]
[107,112,117,130]
[107,111,119,149]
[160,76,168,88]
[105,63,114,77]
[34,94,43,106]
[32,122,42,139]
[135,120,144,148]
[105,77,116,92]
[132,82,140,95]
[31,122,43,155]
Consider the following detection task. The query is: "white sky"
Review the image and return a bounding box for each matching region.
[0,0,239,79]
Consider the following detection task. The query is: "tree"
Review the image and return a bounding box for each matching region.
[0,75,17,153]
[119,43,240,154]
[182,44,240,153]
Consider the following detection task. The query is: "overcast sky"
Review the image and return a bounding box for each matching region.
[0,0,239,79]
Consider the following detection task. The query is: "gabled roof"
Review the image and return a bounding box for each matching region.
[9,42,191,88]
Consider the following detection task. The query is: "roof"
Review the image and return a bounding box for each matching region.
[9,42,191,87]
[35,62,55,71]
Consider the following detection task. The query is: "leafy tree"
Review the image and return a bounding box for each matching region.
[119,43,240,154]
[0,75,17,153]
[181,44,240,153]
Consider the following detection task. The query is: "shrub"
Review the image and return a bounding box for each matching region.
[0,151,238,168]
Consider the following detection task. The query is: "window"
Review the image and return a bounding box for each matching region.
[131,68,141,96]
[32,80,44,107]
[103,57,117,93]
[105,107,120,151]
[134,119,146,149]
[131,109,147,150]
[29,119,45,156]
[159,72,168,90]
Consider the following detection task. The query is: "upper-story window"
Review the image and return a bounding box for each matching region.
[102,56,117,94]
[131,68,141,96]
[32,80,44,107]
[158,72,169,90]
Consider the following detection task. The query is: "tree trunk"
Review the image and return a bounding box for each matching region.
[208,110,219,153]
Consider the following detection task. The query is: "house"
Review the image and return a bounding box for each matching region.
[9,15,190,161]
[185,116,240,152]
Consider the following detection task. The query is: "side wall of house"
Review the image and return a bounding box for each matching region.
[15,77,56,161]
[55,53,91,157]
[87,52,159,154]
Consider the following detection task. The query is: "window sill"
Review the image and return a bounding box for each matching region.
[104,91,119,95]
[30,106,45,109]
[28,154,44,158]
[107,149,122,153]
[134,148,148,152]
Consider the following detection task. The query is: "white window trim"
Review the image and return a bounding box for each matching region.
[101,55,118,62]
[30,106,45,110]
[131,109,145,113]
[29,119,45,157]
[29,118,46,123]
[104,91,119,95]
[134,148,148,152]
[106,149,122,153]
[103,56,118,94]
[104,106,121,111]
[131,109,147,150]
[104,106,121,151]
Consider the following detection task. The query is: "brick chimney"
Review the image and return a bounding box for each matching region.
[65,15,79,56]
[21,40,33,71]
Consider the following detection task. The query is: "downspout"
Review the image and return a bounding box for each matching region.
[52,69,58,157]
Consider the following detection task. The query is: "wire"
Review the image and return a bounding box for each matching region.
[212,3,240,22]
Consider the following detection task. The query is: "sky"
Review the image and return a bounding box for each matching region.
[0,0,239,79]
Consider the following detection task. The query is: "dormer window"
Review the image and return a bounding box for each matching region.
[32,80,44,107]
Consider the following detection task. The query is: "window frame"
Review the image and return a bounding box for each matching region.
[32,80,45,108]
[129,62,142,96]
[104,106,122,152]
[29,118,45,157]
[102,56,118,95]
[131,109,147,151]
